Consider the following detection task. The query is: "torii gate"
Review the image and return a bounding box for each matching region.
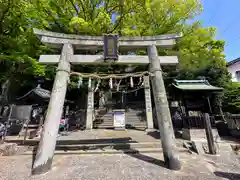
[32,28,182,175]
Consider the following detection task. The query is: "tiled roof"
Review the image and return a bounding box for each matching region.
[227,57,240,67]
[172,80,223,91]
[33,87,51,99]
[16,86,51,100]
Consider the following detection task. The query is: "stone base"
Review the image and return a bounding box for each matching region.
[182,128,220,141]
[0,143,18,156]
[229,129,240,138]
[191,140,219,155]
[114,127,126,131]
[145,128,157,133]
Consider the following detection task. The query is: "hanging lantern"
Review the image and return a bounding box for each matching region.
[103,34,119,61]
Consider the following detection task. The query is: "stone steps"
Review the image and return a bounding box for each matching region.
[93,109,147,129]
[21,147,188,155]
[17,141,186,155]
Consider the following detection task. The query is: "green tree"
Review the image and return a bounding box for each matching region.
[0,0,47,102]
[1,0,231,106]
[165,22,230,87]
[27,0,201,36]
[223,82,240,113]
[24,0,203,88]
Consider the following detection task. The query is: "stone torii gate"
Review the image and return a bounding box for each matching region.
[32,28,182,175]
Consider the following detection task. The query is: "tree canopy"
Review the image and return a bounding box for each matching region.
[0,0,234,111]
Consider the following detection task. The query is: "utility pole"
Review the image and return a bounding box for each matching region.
[32,44,73,175]
[148,45,181,170]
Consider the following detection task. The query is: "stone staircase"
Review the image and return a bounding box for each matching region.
[125,109,147,129]
[93,108,147,129]
[6,138,186,155]
[18,124,41,139]
[4,130,187,155]
[93,109,114,129]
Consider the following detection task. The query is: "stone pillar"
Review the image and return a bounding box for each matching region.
[148,45,181,170]
[32,44,73,175]
[99,91,104,108]
[143,76,155,131]
[86,80,94,129]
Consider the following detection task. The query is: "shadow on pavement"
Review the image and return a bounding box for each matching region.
[30,137,167,170]
[126,152,166,168]
[214,171,240,180]
[113,140,166,169]
[147,130,182,139]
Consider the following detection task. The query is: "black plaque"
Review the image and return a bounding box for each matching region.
[103,34,119,61]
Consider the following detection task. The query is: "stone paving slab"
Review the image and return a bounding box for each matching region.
[0,151,239,180]
[6,130,163,142]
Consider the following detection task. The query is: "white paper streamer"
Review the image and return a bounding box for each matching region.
[94,79,101,92]
[130,77,134,88]
[138,76,143,85]
[141,76,145,86]
[88,78,92,89]
[117,79,122,92]
[77,76,83,88]
[109,78,113,89]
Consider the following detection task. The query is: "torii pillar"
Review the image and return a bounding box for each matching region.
[148,45,181,170]
[32,44,73,175]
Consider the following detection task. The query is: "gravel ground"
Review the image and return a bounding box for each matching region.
[0,151,239,180]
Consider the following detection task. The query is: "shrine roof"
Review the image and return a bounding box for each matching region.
[16,85,51,101]
[16,85,73,103]
[172,80,223,91]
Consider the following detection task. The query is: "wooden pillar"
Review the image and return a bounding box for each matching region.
[32,44,73,175]
[86,80,94,129]
[148,45,181,170]
[206,96,212,114]
[143,76,154,131]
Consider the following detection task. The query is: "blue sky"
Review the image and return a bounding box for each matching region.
[195,0,240,61]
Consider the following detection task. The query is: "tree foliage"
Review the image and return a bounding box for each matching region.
[26,0,201,35]
[0,0,46,100]
[223,82,240,114]
[0,0,233,108]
